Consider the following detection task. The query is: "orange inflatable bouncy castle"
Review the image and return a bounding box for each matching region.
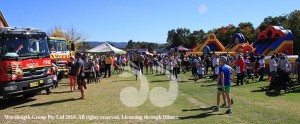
[187,33,253,56]
[188,34,233,55]
[254,26,293,56]
[191,34,225,52]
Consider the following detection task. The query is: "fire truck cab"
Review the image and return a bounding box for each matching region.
[49,37,75,80]
[0,27,54,98]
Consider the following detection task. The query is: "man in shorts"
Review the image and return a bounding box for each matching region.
[74,53,87,99]
[213,56,234,114]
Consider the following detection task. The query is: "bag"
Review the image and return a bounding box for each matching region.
[80,72,85,77]
[236,66,241,74]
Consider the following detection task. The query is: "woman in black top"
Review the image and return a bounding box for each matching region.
[67,56,77,91]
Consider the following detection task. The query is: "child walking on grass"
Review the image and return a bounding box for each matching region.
[213,56,235,114]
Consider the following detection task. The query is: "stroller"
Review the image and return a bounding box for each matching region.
[269,71,292,93]
[182,61,191,74]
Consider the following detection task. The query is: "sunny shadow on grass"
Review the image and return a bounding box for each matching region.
[0,70,299,124]
[14,98,80,109]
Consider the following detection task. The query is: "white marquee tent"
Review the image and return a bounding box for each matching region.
[87,42,126,54]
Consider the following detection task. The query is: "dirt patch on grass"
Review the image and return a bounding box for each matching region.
[187,97,207,108]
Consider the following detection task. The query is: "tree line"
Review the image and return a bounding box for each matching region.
[126,40,159,52]
[127,10,300,54]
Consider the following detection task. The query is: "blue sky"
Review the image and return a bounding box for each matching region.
[1,0,299,43]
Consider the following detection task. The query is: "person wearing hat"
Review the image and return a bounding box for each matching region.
[213,56,235,114]
[74,53,87,99]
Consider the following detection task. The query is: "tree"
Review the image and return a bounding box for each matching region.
[126,40,134,49]
[78,42,93,50]
[215,24,237,46]
[147,43,158,52]
[158,43,170,49]
[207,28,217,34]
[125,40,159,52]
[237,22,258,43]
[258,15,288,31]
[48,26,87,50]
[250,28,260,43]
[185,30,206,48]
[167,28,191,48]
[140,42,147,49]
[285,10,300,54]
[166,29,179,48]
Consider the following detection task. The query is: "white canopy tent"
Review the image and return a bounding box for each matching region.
[87,42,126,54]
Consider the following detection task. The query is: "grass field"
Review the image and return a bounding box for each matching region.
[0,69,300,124]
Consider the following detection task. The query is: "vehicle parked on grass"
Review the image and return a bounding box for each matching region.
[49,37,75,80]
[0,27,54,98]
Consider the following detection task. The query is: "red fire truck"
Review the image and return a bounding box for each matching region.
[0,27,54,98]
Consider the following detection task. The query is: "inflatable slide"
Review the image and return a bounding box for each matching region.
[225,33,254,54]
[254,26,293,56]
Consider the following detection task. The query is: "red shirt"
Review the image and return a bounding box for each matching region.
[235,59,245,73]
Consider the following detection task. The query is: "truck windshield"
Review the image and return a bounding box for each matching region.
[0,37,50,58]
[49,40,69,51]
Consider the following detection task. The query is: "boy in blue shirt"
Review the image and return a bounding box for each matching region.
[213,56,235,114]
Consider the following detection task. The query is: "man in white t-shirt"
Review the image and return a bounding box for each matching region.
[269,55,277,82]
[212,55,219,80]
[258,55,265,81]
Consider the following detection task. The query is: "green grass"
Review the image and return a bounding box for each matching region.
[0,70,300,124]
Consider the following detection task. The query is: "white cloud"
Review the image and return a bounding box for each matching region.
[198,4,208,14]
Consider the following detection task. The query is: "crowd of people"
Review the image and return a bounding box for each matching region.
[49,50,299,113]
